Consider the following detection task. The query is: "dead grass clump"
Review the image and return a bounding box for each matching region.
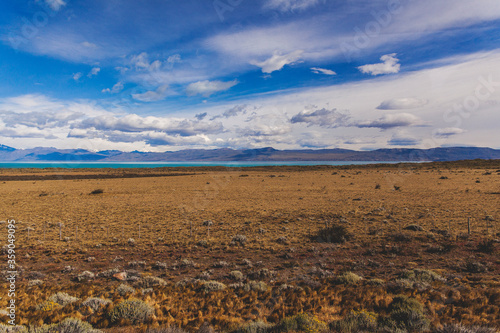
[244,281,268,292]
[108,299,154,325]
[232,321,272,333]
[232,235,247,245]
[146,326,189,333]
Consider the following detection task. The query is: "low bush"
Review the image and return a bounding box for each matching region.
[330,310,377,332]
[48,292,79,306]
[81,297,111,312]
[313,224,352,243]
[276,313,327,333]
[115,283,135,296]
[108,299,154,324]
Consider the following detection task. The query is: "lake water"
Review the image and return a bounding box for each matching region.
[0,161,408,169]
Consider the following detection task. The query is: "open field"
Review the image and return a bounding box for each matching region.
[0,160,499,332]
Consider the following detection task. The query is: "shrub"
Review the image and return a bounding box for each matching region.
[232,321,272,333]
[232,235,247,245]
[384,295,430,332]
[276,313,327,333]
[0,324,27,333]
[230,270,244,281]
[330,310,377,333]
[28,279,44,287]
[48,292,79,306]
[81,297,111,312]
[335,272,363,285]
[116,283,135,296]
[433,324,498,333]
[464,261,487,273]
[202,280,227,292]
[89,189,104,195]
[77,271,95,282]
[314,224,352,243]
[137,276,167,288]
[244,281,268,292]
[50,317,101,333]
[146,326,189,333]
[109,299,154,324]
[476,239,495,254]
[399,269,445,283]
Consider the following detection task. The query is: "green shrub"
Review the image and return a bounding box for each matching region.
[330,310,377,332]
[383,296,430,332]
[335,272,363,285]
[109,299,154,324]
[276,313,327,333]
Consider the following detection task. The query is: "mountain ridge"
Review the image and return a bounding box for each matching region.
[0,145,499,162]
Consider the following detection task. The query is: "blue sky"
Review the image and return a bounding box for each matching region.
[0,0,499,151]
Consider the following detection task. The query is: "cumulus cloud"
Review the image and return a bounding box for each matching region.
[132,85,169,102]
[186,80,238,97]
[434,127,466,137]
[290,108,350,127]
[354,113,421,129]
[251,50,303,73]
[358,54,401,76]
[102,82,124,94]
[74,114,224,136]
[44,0,66,11]
[263,0,321,12]
[87,67,101,78]
[377,98,428,110]
[311,67,336,75]
[211,105,247,120]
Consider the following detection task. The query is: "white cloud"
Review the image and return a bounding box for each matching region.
[311,67,336,75]
[186,80,238,97]
[102,82,124,94]
[81,41,98,48]
[75,114,224,136]
[211,105,247,120]
[45,0,66,11]
[434,127,466,137]
[132,85,169,102]
[354,113,421,129]
[358,54,401,76]
[377,98,428,110]
[87,67,101,78]
[167,54,181,64]
[388,132,421,146]
[263,0,321,12]
[73,72,83,81]
[251,50,304,73]
[290,108,350,127]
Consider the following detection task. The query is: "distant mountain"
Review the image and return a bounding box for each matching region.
[0,144,499,162]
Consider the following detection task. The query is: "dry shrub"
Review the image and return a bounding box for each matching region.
[108,299,154,324]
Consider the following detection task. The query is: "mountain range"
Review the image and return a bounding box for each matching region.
[1,145,500,162]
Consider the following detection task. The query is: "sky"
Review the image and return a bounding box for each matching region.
[0,0,499,152]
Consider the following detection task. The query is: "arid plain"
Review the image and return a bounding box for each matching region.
[0,160,499,332]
